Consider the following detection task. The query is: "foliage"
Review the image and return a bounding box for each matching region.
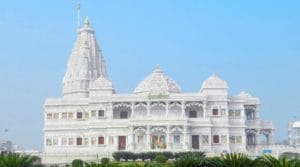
[112,151,205,162]
[173,153,206,167]
[0,152,40,167]
[280,152,300,159]
[207,153,262,167]
[72,159,83,167]
[101,157,110,165]
[258,155,300,167]
[155,154,167,163]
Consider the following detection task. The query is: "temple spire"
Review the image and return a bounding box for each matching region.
[63,18,110,98]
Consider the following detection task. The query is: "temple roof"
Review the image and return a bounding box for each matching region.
[134,65,181,95]
[201,74,228,89]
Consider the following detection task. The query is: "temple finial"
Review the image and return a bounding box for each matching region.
[84,16,90,26]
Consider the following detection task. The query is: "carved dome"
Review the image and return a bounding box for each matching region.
[90,75,114,91]
[201,74,228,89]
[134,66,181,95]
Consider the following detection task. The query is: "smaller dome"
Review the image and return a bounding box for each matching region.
[201,74,228,89]
[237,91,252,98]
[134,65,181,95]
[90,76,114,91]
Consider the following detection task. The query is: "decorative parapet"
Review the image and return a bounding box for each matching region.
[148,94,169,99]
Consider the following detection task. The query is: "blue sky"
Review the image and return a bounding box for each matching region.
[0,1,300,150]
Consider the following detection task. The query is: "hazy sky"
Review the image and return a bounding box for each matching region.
[0,1,300,150]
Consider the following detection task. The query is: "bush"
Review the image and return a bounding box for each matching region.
[101,157,110,165]
[71,159,83,167]
[112,152,122,161]
[155,154,167,163]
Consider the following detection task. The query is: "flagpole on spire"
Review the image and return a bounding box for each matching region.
[77,3,81,28]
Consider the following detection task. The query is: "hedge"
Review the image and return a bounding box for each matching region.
[112,151,205,161]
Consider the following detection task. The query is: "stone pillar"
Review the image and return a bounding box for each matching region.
[128,126,134,151]
[147,102,150,117]
[166,126,170,150]
[183,126,188,150]
[255,131,260,146]
[109,102,113,119]
[268,130,275,145]
[181,101,185,118]
[146,125,151,150]
[165,102,169,118]
[131,102,135,119]
[203,101,206,118]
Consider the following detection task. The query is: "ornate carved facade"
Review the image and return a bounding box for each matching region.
[43,18,275,164]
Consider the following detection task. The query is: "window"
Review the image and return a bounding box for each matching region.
[68,113,74,119]
[46,138,52,146]
[137,135,144,144]
[84,112,89,119]
[98,110,104,117]
[213,135,219,143]
[221,109,226,116]
[77,112,83,119]
[62,112,67,119]
[230,136,242,144]
[98,136,105,145]
[173,135,181,145]
[236,136,242,143]
[230,136,235,143]
[53,138,58,145]
[76,137,83,145]
[221,135,227,144]
[229,109,241,118]
[53,113,59,119]
[61,138,67,145]
[68,138,74,145]
[229,110,234,117]
[91,110,97,117]
[189,111,197,118]
[91,137,97,145]
[202,135,209,145]
[235,110,241,117]
[84,138,89,145]
[46,113,52,120]
[212,109,219,116]
[120,111,128,119]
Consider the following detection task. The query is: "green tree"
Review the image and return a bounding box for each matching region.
[258,155,300,167]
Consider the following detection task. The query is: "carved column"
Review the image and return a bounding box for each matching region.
[183,126,188,150]
[181,101,185,118]
[165,102,169,118]
[128,126,134,151]
[131,102,135,119]
[166,126,170,150]
[203,101,206,118]
[146,125,151,150]
[147,102,150,117]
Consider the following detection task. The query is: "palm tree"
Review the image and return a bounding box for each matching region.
[206,153,261,167]
[258,155,300,167]
[0,153,40,167]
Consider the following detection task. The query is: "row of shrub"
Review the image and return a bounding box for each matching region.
[112,151,205,161]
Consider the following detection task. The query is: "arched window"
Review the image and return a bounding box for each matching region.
[189,110,197,118]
